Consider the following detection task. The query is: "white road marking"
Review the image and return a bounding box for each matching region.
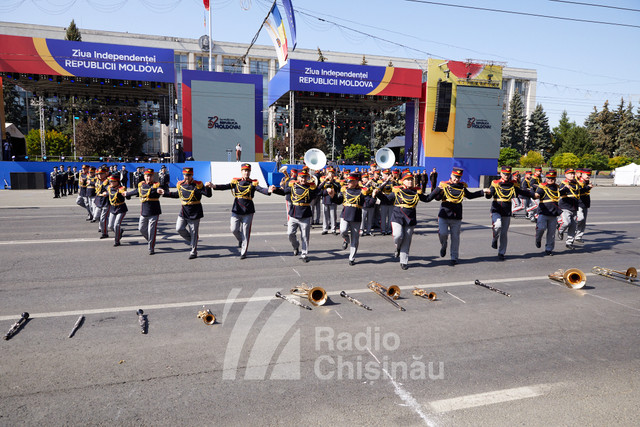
[367,347,437,426]
[3,273,639,321]
[427,383,556,413]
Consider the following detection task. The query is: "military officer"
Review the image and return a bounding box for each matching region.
[106,175,128,247]
[575,168,593,243]
[557,168,581,249]
[531,170,561,255]
[127,168,165,255]
[94,166,111,239]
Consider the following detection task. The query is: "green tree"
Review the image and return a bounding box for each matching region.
[580,153,609,170]
[586,101,617,157]
[520,150,544,168]
[552,111,572,155]
[526,104,552,156]
[75,116,145,157]
[343,143,370,162]
[498,147,520,167]
[292,127,326,156]
[616,103,640,158]
[26,128,71,157]
[2,79,26,131]
[501,90,526,152]
[65,19,82,41]
[551,152,580,169]
[608,156,633,169]
[373,107,405,148]
[562,126,593,157]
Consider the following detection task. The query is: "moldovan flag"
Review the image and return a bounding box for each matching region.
[281,0,297,50]
[265,4,288,67]
[264,19,287,68]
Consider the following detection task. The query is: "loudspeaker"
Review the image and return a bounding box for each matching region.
[433,81,452,132]
[158,95,170,125]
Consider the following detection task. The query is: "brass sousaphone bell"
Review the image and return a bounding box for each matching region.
[197,307,216,325]
[548,268,587,290]
[375,148,396,170]
[291,283,328,306]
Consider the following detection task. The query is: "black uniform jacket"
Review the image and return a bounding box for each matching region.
[106,185,128,215]
[273,181,321,219]
[535,183,562,217]
[558,179,580,212]
[578,179,591,209]
[334,186,372,223]
[94,178,110,208]
[166,179,212,220]
[213,178,270,215]
[377,185,430,227]
[486,179,533,216]
[427,180,484,220]
[127,181,163,217]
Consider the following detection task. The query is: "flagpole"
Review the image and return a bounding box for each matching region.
[208,5,212,71]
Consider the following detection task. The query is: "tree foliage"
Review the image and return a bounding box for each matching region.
[526,104,552,157]
[75,117,145,157]
[501,90,526,152]
[498,147,520,167]
[2,79,25,131]
[520,150,544,168]
[551,152,580,169]
[65,19,82,41]
[343,143,370,162]
[26,128,71,157]
[580,153,609,170]
[608,156,633,169]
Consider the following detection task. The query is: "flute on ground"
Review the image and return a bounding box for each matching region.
[68,315,85,338]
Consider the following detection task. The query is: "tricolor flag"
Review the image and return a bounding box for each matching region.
[266,4,289,67]
[281,0,297,51]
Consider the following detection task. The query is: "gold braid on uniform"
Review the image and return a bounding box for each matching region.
[108,187,124,205]
[291,184,310,204]
[562,181,579,199]
[441,182,465,204]
[394,187,420,208]
[541,185,559,202]
[492,181,516,201]
[139,183,159,202]
[178,182,198,204]
[232,181,252,199]
[343,188,362,207]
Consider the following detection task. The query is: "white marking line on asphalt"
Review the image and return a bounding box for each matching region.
[427,383,556,413]
[4,273,639,322]
[367,347,437,426]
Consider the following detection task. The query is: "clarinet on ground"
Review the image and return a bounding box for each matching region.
[474,279,511,297]
[136,309,148,334]
[340,291,372,310]
[275,292,313,310]
[4,312,29,340]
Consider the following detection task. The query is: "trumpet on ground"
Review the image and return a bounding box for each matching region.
[548,268,587,290]
[592,266,638,284]
[291,284,328,306]
[412,287,437,301]
[197,307,216,325]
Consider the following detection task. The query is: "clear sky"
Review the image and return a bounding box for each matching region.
[3,0,639,128]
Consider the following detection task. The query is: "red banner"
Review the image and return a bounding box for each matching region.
[203,0,209,11]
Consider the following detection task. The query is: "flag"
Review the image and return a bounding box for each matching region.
[281,0,297,50]
[264,19,286,68]
[203,0,210,11]
[268,4,288,60]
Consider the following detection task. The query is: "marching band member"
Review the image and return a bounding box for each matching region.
[557,168,581,250]
[94,166,111,239]
[486,166,533,260]
[359,172,376,236]
[375,171,431,270]
[329,172,371,266]
[166,167,213,259]
[320,166,340,235]
[85,166,98,222]
[280,167,297,224]
[272,169,322,262]
[576,168,593,243]
[76,164,92,220]
[311,168,323,225]
[520,170,536,221]
[531,169,561,255]
[427,167,488,265]
[126,168,165,255]
[377,169,395,235]
[208,163,274,259]
[106,175,128,247]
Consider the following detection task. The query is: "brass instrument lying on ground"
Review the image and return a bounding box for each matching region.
[548,268,587,290]
[291,284,328,306]
[592,266,638,284]
[197,307,216,325]
[368,281,405,311]
[412,287,437,301]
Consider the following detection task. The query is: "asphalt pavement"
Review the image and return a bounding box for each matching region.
[1,185,639,426]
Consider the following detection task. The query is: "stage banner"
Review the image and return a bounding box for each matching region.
[0,34,175,82]
[453,86,502,159]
